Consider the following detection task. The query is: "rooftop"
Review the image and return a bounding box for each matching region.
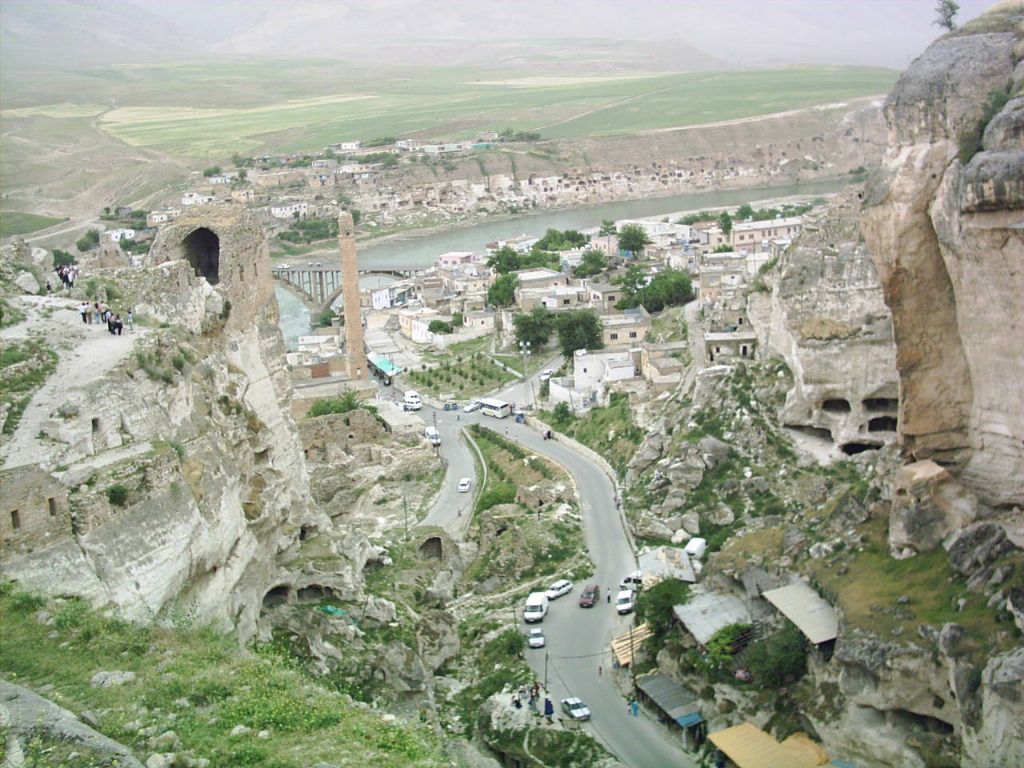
[516,268,564,282]
[733,216,802,232]
[708,723,829,768]
[762,581,838,645]
[673,591,752,645]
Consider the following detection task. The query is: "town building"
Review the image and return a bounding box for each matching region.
[600,307,651,347]
[547,348,638,410]
[146,209,180,227]
[730,216,802,254]
[181,192,216,207]
[270,202,308,220]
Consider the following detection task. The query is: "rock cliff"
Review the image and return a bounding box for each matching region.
[0,209,358,641]
[861,2,1024,509]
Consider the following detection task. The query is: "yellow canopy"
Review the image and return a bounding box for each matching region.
[708,722,829,768]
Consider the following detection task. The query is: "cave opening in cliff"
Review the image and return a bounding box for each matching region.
[297,585,334,602]
[182,227,220,286]
[868,416,898,433]
[262,585,290,609]
[863,397,898,412]
[786,424,834,442]
[822,398,852,413]
[840,442,881,455]
[419,536,443,559]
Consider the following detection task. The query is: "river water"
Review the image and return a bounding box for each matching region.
[276,176,853,347]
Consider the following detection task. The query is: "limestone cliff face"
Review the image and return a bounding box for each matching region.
[861,5,1024,507]
[753,193,898,452]
[0,210,354,641]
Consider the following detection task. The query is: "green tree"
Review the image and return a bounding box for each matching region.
[574,248,608,278]
[487,245,521,274]
[555,309,602,357]
[635,579,691,641]
[52,249,76,267]
[713,244,734,253]
[428,319,454,334]
[237,169,247,182]
[598,219,617,237]
[717,211,733,235]
[76,229,100,252]
[513,307,554,349]
[307,390,362,417]
[745,622,808,688]
[550,401,573,426]
[202,165,222,177]
[487,273,518,307]
[617,224,651,255]
[534,228,589,251]
[641,269,694,312]
[736,203,754,220]
[452,311,464,327]
[934,0,959,30]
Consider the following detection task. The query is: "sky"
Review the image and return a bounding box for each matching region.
[0,0,1001,71]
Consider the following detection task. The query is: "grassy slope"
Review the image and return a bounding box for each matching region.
[0,585,447,768]
[0,211,66,236]
[18,62,899,158]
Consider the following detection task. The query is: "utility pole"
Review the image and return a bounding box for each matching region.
[519,340,531,408]
[544,650,549,693]
[403,495,409,541]
[628,622,637,691]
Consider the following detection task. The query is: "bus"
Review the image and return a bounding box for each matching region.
[478,397,511,419]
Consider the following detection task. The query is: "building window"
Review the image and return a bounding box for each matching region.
[629,331,637,338]
[48,498,57,517]
[610,333,619,340]
[10,510,20,530]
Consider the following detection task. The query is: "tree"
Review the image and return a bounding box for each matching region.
[238,169,248,182]
[308,390,363,417]
[641,269,694,312]
[487,245,520,274]
[598,219,617,237]
[76,229,100,252]
[934,0,959,30]
[428,319,454,334]
[555,309,603,357]
[574,248,608,279]
[617,224,651,255]
[745,622,808,689]
[718,211,733,235]
[52,249,76,267]
[487,273,518,307]
[203,165,222,177]
[713,244,734,253]
[736,203,754,220]
[550,401,573,426]
[452,311,464,327]
[513,307,554,349]
[534,228,589,251]
[635,579,691,641]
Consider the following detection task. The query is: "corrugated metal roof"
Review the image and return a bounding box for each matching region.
[762,582,838,644]
[709,723,829,768]
[610,622,653,667]
[672,592,752,645]
[635,673,700,721]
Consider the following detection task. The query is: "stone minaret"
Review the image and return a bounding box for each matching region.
[337,211,367,379]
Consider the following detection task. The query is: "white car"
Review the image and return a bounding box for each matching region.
[527,628,546,649]
[463,400,482,413]
[539,369,553,382]
[546,579,573,600]
[457,477,472,493]
[615,589,635,615]
[561,697,591,721]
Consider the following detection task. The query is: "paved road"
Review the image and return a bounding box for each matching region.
[411,392,696,766]
[417,408,477,534]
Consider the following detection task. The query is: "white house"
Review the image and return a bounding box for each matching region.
[102,228,135,242]
[422,142,471,155]
[332,140,362,152]
[548,348,637,411]
[181,192,216,207]
[435,251,478,269]
[146,209,180,227]
[270,202,308,220]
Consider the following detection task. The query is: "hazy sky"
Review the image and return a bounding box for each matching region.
[1,0,1001,70]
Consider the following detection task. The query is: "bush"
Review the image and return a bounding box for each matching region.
[959,86,1011,164]
[52,249,76,267]
[307,391,361,417]
[550,402,573,427]
[745,622,808,688]
[635,579,691,642]
[106,484,129,507]
[475,482,516,514]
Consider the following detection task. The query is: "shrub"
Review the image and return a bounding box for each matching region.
[745,622,808,688]
[106,484,129,507]
[636,579,691,642]
[959,85,1011,164]
[307,390,361,417]
[475,482,516,513]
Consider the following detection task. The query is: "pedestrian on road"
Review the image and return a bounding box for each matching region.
[631,700,639,717]
[607,590,611,604]
[127,308,134,332]
[598,665,602,676]
[543,698,554,722]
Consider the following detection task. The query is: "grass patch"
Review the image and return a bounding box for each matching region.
[0,338,58,435]
[543,392,643,476]
[405,351,515,400]
[0,210,66,237]
[0,585,448,768]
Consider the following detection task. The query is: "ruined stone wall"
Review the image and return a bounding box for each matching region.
[0,466,70,553]
[861,7,1024,507]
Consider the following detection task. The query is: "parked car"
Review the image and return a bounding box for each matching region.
[546,579,573,600]
[539,369,553,381]
[443,401,458,411]
[527,628,546,649]
[561,697,591,721]
[578,584,600,608]
[463,400,482,413]
[457,477,472,493]
[615,589,635,615]
[619,570,643,591]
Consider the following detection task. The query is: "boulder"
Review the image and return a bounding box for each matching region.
[681,512,700,535]
[889,460,978,553]
[90,671,137,688]
[945,523,1013,577]
[636,518,674,541]
[706,503,735,526]
[670,529,691,545]
[14,271,40,295]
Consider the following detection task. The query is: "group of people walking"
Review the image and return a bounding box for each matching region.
[53,263,80,291]
[78,301,132,336]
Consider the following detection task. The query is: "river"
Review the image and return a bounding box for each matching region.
[276,176,853,347]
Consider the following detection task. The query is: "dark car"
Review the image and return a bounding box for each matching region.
[578,583,600,608]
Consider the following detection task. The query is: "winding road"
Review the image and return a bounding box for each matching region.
[412,370,697,768]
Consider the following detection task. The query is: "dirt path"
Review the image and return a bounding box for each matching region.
[1,294,147,470]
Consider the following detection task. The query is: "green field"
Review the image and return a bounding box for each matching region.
[0,210,66,237]
[57,61,898,158]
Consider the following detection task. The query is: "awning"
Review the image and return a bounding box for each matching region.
[610,622,653,667]
[369,354,402,375]
[709,722,829,768]
[635,672,701,725]
[762,582,838,645]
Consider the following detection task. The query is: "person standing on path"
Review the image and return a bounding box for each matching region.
[127,308,134,332]
[79,302,89,324]
[631,699,639,717]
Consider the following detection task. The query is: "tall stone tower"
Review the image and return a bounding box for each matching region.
[337,211,367,379]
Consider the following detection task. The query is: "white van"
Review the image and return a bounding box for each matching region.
[425,426,441,446]
[523,592,549,623]
[403,390,422,411]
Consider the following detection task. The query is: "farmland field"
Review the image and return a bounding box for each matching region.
[0,211,67,237]
[66,62,898,158]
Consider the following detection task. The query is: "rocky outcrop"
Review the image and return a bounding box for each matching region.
[755,191,898,453]
[861,5,1024,507]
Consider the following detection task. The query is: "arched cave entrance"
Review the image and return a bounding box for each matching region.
[262,585,290,610]
[868,416,898,433]
[182,227,220,285]
[419,536,443,560]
